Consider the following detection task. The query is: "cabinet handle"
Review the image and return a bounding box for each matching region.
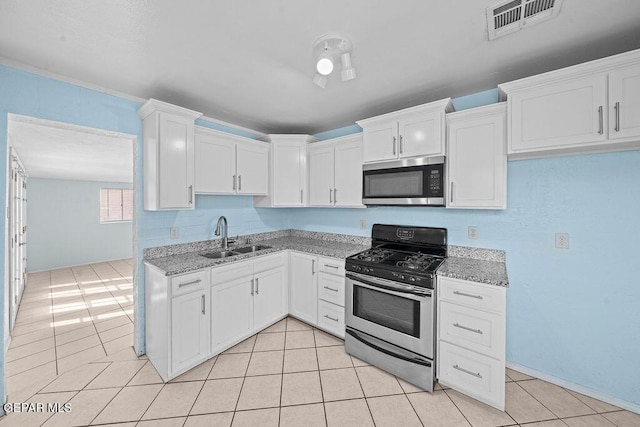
[201,295,205,315]
[188,185,193,204]
[324,264,339,269]
[450,182,454,203]
[233,175,236,190]
[399,134,403,154]
[334,188,337,204]
[255,278,259,295]
[598,106,603,135]
[251,278,254,296]
[329,188,332,203]
[453,364,482,379]
[324,286,339,292]
[312,259,315,274]
[453,290,483,300]
[614,101,620,132]
[324,314,339,322]
[392,136,397,155]
[238,175,242,191]
[178,279,201,288]
[300,189,303,204]
[453,323,483,335]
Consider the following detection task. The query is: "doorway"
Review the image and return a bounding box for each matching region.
[5,114,137,397]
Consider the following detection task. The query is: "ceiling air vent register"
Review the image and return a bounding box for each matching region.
[487,0,563,40]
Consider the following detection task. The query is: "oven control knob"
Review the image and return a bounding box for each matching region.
[400,274,405,280]
[409,276,416,282]
[355,266,361,272]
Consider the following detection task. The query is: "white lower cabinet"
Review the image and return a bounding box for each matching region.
[144,265,210,381]
[210,276,253,352]
[210,252,287,354]
[171,289,209,374]
[289,251,318,325]
[316,257,346,338]
[437,277,506,410]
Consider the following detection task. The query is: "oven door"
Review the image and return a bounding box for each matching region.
[345,272,434,358]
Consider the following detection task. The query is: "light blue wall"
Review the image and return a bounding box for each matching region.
[296,141,640,404]
[26,179,133,272]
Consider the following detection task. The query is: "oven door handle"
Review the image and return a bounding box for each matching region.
[346,273,432,297]
[346,329,431,367]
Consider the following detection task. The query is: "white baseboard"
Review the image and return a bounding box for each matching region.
[506,361,640,415]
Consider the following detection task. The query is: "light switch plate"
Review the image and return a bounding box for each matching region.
[555,233,569,249]
[360,219,366,230]
[170,227,179,239]
[468,226,479,240]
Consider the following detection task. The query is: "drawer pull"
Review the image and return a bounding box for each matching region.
[453,290,483,300]
[323,286,339,292]
[324,264,340,269]
[178,279,202,288]
[324,314,339,322]
[453,323,483,335]
[201,295,205,315]
[598,105,604,135]
[453,364,482,379]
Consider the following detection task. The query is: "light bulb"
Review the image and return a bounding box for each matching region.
[316,52,334,75]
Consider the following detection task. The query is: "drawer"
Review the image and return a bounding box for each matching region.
[318,256,345,276]
[253,251,286,273]
[318,300,345,338]
[438,277,505,314]
[439,341,505,410]
[439,301,504,359]
[171,270,208,297]
[318,273,345,307]
[211,259,253,285]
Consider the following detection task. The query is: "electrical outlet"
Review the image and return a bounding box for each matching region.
[555,233,569,249]
[170,227,179,239]
[468,226,479,240]
[359,219,367,230]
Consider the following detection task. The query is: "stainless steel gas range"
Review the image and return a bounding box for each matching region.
[344,224,447,392]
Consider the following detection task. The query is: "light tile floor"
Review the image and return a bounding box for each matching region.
[3,265,640,426]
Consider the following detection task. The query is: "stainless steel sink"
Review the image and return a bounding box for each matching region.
[201,250,240,259]
[233,245,272,254]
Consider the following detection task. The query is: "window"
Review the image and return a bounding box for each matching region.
[100,188,133,223]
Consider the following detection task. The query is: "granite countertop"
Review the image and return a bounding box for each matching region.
[144,234,369,276]
[437,256,509,287]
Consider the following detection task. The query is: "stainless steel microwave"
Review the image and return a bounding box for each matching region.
[362,156,445,206]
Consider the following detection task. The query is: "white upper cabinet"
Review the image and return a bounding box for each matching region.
[499,49,640,159]
[357,99,453,163]
[608,63,640,141]
[446,104,507,210]
[138,99,202,210]
[254,135,318,207]
[308,134,364,208]
[195,127,268,195]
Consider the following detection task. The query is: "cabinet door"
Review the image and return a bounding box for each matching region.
[159,113,195,209]
[237,141,269,195]
[308,145,335,206]
[171,290,209,374]
[289,252,318,325]
[334,138,364,207]
[253,266,286,331]
[399,112,444,157]
[272,143,305,206]
[211,277,253,352]
[194,132,236,194]
[609,64,640,141]
[509,74,608,154]
[363,122,397,162]
[447,111,506,209]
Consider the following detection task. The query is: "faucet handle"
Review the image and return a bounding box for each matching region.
[246,237,252,245]
[228,235,238,245]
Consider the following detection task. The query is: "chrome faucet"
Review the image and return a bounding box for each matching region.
[214,216,229,249]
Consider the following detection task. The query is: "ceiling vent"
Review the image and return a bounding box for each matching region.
[487,0,563,40]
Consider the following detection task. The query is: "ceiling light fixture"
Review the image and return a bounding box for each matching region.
[312,35,356,88]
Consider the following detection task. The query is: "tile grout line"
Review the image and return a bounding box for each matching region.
[442,387,485,427]
[227,327,258,425]
[511,379,568,421]
[311,328,330,427]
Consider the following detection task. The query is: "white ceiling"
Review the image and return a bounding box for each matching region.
[1,1,640,134]
[8,117,133,183]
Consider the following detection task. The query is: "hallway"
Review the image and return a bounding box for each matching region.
[6,259,134,403]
